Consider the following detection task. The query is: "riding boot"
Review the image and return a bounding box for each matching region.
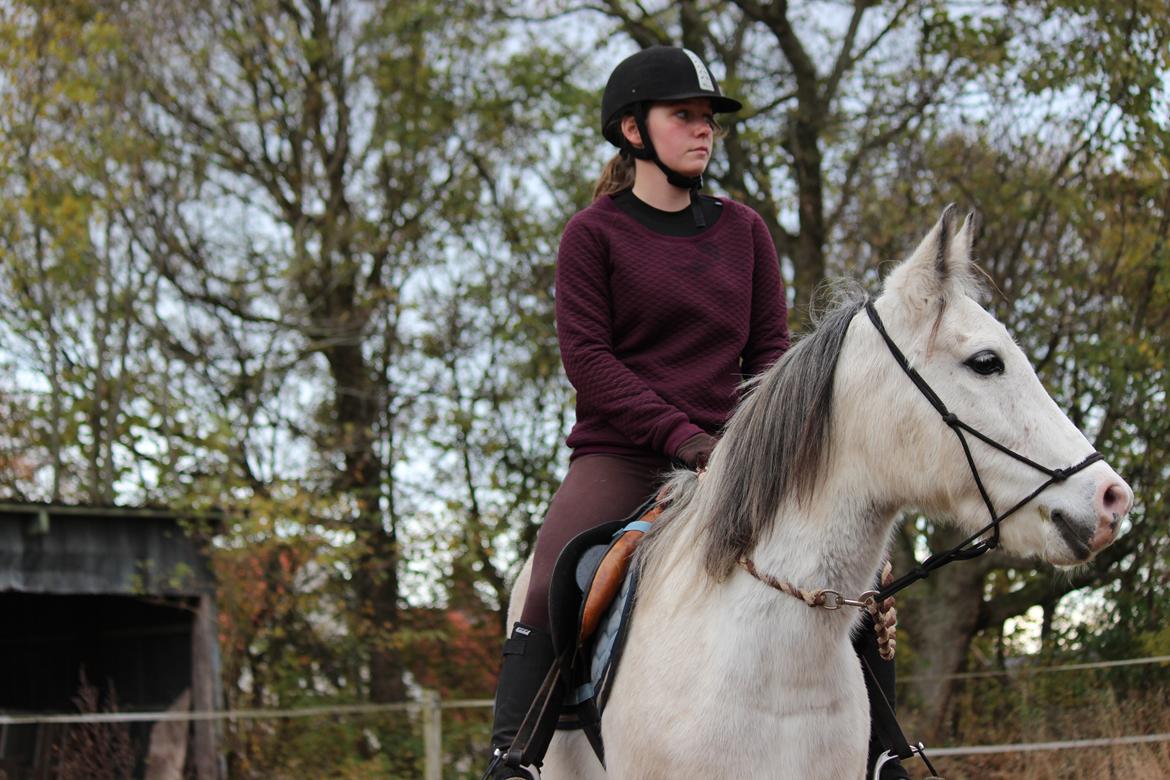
[855,617,911,780]
[482,622,564,780]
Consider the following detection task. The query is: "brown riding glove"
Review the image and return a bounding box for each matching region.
[674,432,717,470]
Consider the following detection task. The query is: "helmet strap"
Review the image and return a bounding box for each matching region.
[622,105,655,161]
[688,188,707,229]
[624,104,707,228]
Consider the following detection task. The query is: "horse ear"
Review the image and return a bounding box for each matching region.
[884,204,980,311]
[954,209,982,266]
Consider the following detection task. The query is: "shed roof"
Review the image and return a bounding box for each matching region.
[0,503,216,596]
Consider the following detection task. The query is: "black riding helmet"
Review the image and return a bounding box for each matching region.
[601,46,742,226]
[601,46,741,147]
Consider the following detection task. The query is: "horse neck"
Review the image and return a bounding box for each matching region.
[631,470,897,696]
[640,463,897,634]
[750,459,898,603]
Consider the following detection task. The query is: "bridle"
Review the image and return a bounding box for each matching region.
[862,300,1103,602]
[739,298,1104,606]
[863,297,1103,778]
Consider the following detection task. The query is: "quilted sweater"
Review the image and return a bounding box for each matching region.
[556,193,790,459]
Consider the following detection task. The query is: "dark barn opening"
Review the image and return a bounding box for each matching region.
[0,505,220,780]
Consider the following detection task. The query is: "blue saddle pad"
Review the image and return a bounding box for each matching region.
[557,533,642,714]
[584,551,639,713]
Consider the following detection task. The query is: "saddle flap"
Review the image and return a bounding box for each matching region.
[546,494,660,659]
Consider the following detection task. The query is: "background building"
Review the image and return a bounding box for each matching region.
[0,503,219,780]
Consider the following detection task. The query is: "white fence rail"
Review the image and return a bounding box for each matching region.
[0,692,463,780]
[928,732,1170,756]
[5,696,1168,774]
[901,653,1170,682]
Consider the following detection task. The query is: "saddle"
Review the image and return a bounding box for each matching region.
[543,493,664,763]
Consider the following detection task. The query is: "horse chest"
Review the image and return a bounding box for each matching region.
[600,613,870,778]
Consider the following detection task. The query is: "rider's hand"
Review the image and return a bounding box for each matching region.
[675,433,717,470]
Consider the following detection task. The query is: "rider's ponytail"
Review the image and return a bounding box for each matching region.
[592,152,635,200]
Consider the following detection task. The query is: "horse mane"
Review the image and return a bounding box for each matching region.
[644,285,868,581]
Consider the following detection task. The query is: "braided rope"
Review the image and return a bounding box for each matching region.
[739,558,831,606]
[739,557,898,659]
[870,560,898,661]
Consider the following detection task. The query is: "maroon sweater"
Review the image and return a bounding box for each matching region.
[556,194,790,459]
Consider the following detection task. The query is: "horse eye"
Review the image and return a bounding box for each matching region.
[964,350,1005,376]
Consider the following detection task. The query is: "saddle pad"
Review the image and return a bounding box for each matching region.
[588,556,640,713]
[561,545,641,715]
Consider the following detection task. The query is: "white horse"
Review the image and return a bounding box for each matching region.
[510,207,1133,779]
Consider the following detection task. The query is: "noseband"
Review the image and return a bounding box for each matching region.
[864,300,1103,602]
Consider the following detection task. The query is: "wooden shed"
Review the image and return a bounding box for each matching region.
[0,503,220,779]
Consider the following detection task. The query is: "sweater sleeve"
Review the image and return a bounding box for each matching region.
[740,211,791,378]
[555,215,704,456]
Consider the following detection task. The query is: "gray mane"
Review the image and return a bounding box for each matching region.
[695,286,868,578]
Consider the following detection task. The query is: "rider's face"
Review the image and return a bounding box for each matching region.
[623,98,716,178]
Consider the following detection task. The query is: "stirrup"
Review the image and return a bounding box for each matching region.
[481,749,540,780]
[873,744,942,779]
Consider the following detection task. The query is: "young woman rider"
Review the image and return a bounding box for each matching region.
[483,46,907,780]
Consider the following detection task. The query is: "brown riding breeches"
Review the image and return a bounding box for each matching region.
[519,453,671,630]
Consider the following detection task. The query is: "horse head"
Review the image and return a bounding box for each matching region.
[854,205,1132,566]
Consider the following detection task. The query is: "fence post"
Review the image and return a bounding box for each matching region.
[422,689,442,780]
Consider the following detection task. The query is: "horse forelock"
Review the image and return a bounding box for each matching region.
[696,287,869,579]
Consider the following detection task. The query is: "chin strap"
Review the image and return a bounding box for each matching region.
[623,104,706,228]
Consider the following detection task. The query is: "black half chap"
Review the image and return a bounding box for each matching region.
[486,453,669,776]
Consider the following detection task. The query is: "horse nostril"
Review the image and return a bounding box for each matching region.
[1098,481,1133,518]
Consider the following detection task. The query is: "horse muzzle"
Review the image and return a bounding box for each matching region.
[1051,476,1132,561]
[1088,477,1132,552]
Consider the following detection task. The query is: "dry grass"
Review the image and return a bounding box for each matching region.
[901,670,1170,779]
[913,741,1170,779]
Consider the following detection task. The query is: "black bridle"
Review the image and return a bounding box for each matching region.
[864,301,1103,603]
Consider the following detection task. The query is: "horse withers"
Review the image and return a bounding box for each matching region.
[510,207,1132,779]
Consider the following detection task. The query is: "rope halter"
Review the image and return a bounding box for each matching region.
[863,300,1102,602]
[738,298,1104,660]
